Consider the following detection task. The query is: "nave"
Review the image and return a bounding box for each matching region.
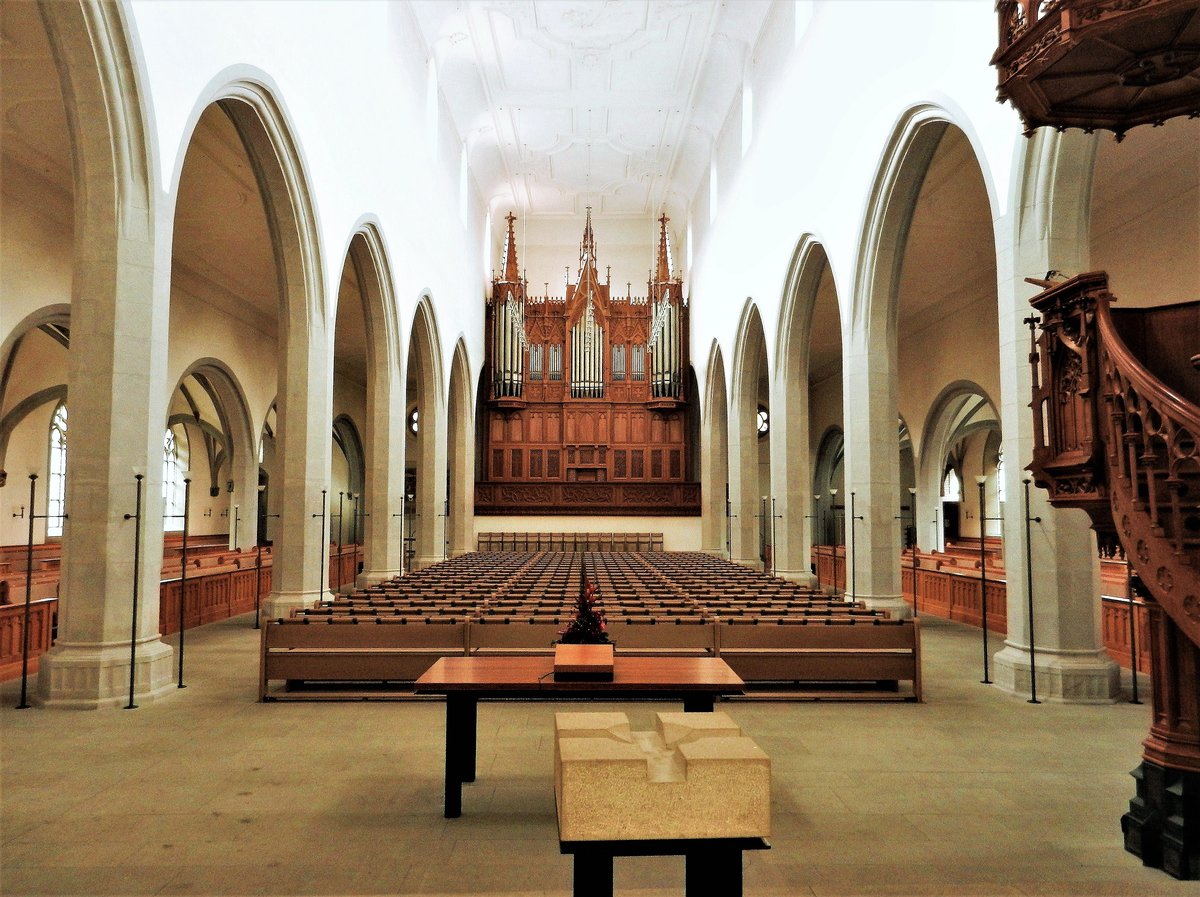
[0,612,1176,897]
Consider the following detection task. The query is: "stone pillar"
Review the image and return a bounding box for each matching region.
[229,457,258,554]
[37,184,174,708]
[263,331,332,618]
[36,1,174,707]
[699,369,729,559]
[446,406,475,558]
[771,370,814,585]
[728,393,760,569]
[841,328,909,618]
[413,393,447,570]
[991,129,1117,702]
[360,347,404,584]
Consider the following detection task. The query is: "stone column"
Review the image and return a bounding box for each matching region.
[771,371,814,585]
[413,393,447,570]
[699,367,729,559]
[991,129,1117,702]
[841,328,909,618]
[263,331,332,618]
[36,2,174,708]
[360,347,404,584]
[728,393,760,569]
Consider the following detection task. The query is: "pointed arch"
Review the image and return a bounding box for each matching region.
[773,235,841,581]
[917,380,1000,551]
[339,220,405,582]
[406,293,447,567]
[729,300,771,568]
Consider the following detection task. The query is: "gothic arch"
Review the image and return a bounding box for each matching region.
[729,300,770,568]
[405,293,446,567]
[166,70,325,334]
[917,381,1000,551]
[773,235,842,580]
[340,220,405,581]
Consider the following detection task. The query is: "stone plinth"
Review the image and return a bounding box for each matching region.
[554,711,770,842]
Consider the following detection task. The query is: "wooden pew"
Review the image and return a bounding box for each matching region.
[715,618,921,700]
[259,616,468,700]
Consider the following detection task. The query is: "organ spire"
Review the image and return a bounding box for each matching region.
[654,213,672,284]
[501,211,520,283]
[576,206,601,303]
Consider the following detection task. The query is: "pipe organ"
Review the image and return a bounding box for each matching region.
[477,210,697,516]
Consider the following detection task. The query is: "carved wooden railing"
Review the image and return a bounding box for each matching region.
[1028,271,1199,879]
[1029,272,1199,648]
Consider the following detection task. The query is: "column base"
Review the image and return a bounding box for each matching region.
[1122,759,1200,880]
[775,568,816,587]
[992,644,1119,703]
[262,589,328,621]
[358,568,402,587]
[413,555,444,572]
[859,594,913,620]
[36,638,175,709]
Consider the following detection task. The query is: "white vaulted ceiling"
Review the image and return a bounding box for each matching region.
[409,0,773,223]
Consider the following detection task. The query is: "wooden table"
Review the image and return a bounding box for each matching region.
[560,836,770,897]
[413,655,745,818]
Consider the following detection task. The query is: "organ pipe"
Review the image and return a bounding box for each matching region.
[493,290,525,399]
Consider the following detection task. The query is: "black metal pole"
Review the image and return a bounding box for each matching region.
[393,494,406,578]
[909,489,919,617]
[17,474,38,709]
[123,473,144,710]
[335,491,344,593]
[255,542,263,630]
[804,497,821,592]
[177,477,190,688]
[1022,477,1041,704]
[849,490,863,603]
[252,511,278,630]
[232,504,240,552]
[977,478,991,685]
[313,489,328,597]
[353,494,365,580]
[1126,565,1142,704]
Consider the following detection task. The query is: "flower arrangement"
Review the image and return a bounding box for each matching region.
[559,579,609,644]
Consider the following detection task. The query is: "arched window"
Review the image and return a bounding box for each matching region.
[162,426,189,532]
[407,406,419,436]
[756,404,770,437]
[941,466,961,502]
[46,402,67,537]
[995,450,1006,504]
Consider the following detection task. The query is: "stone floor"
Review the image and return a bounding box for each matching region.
[0,614,1189,896]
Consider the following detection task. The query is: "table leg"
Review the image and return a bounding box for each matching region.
[462,696,477,783]
[683,693,715,712]
[573,850,614,897]
[685,847,741,896]
[444,696,470,818]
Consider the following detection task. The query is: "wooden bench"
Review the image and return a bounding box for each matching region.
[259,617,468,700]
[715,618,921,700]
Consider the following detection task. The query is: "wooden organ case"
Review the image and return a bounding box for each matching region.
[475,211,699,516]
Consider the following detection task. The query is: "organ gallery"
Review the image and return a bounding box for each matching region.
[475,210,698,516]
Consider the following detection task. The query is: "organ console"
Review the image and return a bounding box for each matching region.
[476,210,698,516]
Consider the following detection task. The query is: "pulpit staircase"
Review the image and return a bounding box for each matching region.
[1027,271,1199,879]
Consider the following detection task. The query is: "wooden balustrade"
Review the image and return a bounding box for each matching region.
[0,544,374,681]
[815,545,1154,668]
[0,598,55,680]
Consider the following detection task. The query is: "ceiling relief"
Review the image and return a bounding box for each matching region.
[410,0,770,224]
